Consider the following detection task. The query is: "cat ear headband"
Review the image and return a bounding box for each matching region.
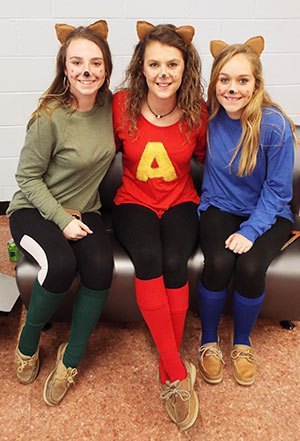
[210,36,265,58]
[55,20,109,44]
[136,20,195,46]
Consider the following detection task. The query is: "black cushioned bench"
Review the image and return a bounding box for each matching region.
[15,126,300,322]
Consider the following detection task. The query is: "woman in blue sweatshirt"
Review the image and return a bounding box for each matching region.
[197,36,298,386]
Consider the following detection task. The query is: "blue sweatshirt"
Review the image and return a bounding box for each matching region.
[199,106,294,243]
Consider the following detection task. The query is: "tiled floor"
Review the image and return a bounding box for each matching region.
[0,215,299,441]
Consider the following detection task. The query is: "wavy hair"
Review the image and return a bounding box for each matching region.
[118,24,205,134]
[208,44,297,176]
[31,25,112,120]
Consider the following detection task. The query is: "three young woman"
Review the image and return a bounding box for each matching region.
[8,21,115,405]
[112,21,207,430]
[10,19,296,432]
[197,36,296,387]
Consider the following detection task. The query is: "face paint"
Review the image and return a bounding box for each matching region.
[64,38,106,104]
[216,53,255,119]
[142,41,185,102]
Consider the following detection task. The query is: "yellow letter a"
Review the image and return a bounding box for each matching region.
[136,142,177,182]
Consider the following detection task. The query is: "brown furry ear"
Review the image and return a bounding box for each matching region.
[55,20,108,45]
[244,36,264,57]
[136,21,155,41]
[88,20,109,41]
[175,25,195,45]
[210,40,229,58]
[55,23,76,44]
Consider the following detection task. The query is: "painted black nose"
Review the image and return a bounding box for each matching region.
[161,73,167,79]
[229,89,235,94]
[83,71,90,77]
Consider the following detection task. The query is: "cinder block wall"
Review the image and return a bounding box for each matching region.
[1,0,300,201]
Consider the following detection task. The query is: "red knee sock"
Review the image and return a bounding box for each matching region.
[159,283,189,383]
[135,276,186,383]
[166,282,189,347]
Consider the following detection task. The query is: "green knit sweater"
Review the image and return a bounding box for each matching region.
[7,93,115,230]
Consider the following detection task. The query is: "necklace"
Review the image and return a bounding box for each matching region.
[146,99,177,119]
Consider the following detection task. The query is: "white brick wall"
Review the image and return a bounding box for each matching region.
[1,0,300,200]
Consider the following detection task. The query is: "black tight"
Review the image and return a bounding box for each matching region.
[199,206,291,298]
[9,209,113,293]
[112,202,199,288]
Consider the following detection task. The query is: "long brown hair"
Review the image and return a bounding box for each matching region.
[208,44,297,176]
[119,24,205,134]
[32,25,112,120]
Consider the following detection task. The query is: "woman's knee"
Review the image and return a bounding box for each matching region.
[236,256,265,282]
[235,258,266,297]
[163,254,187,287]
[207,252,234,277]
[132,247,162,279]
[164,253,184,273]
[202,251,235,290]
[42,252,77,293]
[80,253,114,290]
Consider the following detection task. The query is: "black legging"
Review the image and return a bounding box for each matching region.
[199,206,292,298]
[9,208,113,293]
[112,202,199,288]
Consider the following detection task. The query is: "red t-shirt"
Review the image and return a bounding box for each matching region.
[112,90,208,217]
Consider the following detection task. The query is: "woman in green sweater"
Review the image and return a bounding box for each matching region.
[7,20,115,405]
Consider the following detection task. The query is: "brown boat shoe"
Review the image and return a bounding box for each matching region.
[160,360,199,431]
[231,344,256,386]
[198,342,225,384]
[14,345,40,384]
[43,343,78,406]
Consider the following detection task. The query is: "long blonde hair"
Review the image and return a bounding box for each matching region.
[31,25,112,121]
[118,24,205,134]
[208,44,297,176]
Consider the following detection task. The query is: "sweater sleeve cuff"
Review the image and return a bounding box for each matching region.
[236,226,258,243]
[48,209,74,231]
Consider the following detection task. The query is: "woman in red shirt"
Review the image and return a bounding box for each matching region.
[112,21,207,430]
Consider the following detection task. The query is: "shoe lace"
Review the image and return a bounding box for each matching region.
[160,380,190,402]
[16,352,36,373]
[231,348,255,363]
[198,345,225,365]
[64,368,78,385]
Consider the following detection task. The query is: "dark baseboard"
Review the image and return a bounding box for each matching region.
[0,202,9,216]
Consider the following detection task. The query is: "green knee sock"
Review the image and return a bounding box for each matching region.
[63,284,109,368]
[19,278,67,356]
